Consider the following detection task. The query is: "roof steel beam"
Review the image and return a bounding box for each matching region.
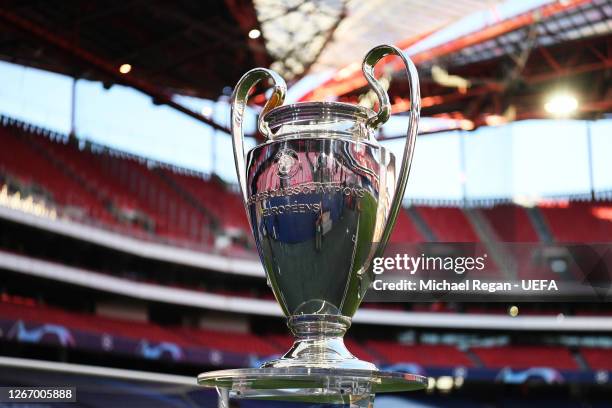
[300,0,594,102]
[0,7,232,135]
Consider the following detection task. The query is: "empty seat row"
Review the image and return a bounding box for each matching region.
[2,121,611,247]
[1,299,611,370]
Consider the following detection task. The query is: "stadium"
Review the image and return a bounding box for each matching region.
[0,0,611,407]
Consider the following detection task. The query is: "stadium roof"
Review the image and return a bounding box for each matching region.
[252,0,507,79]
[0,0,268,99]
[0,0,269,132]
[0,0,609,135]
[300,0,612,130]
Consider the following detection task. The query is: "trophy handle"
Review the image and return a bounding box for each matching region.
[362,44,421,253]
[231,68,286,202]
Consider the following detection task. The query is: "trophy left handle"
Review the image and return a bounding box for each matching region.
[362,44,421,254]
[231,68,286,203]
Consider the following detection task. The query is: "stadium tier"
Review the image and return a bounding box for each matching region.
[2,117,612,251]
[389,207,425,242]
[2,296,611,373]
[415,207,479,242]
[580,348,612,371]
[0,124,115,225]
[366,341,475,368]
[161,169,249,233]
[471,346,579,371]
[481,205,540,242]
[540,202,612,243]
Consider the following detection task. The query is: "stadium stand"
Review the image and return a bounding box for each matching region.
[179,327,281,356]
[580,347,612,370]
[3,118,612,253]
[4,296,607,372]
[390,208,424,242]
[0,119,220,245]
[162,169,249,234]
[104,154,211,241]
[415,207,479,242]
[481,204,540,242]
[471,345,579,371]
[540,202,612,243]
[0,125,115,225]
[5,294,612,371]
[367,341,474,368]
[0,296,280,357]
[0,295,388,363]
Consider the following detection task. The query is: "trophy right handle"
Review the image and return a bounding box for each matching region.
[231,68,286,203]
[362,45,421,254]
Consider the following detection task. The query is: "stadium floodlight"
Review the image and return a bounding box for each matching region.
[201,105,213,118]
[436,376,454,392]
[119,63,132,74]
[248,29,261,39]
[484,114,506,127]
[509,305,519,317]
[454,376,465,388]
[544,92,578,116]
[459,119,474,131]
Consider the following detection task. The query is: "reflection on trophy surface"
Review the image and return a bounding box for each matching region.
[198,44,425,404]
[247,109,396,370]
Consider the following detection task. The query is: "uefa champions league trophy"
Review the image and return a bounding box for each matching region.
[198,45,425,406]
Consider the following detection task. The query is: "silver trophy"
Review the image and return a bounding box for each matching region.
[198,45,425,406]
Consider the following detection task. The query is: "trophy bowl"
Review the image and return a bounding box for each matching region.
[198,45,426,405]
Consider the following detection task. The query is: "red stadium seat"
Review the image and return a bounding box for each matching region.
[481,205,539,242]
[471,345,578,370]
[3,121,611,254]
[580,347,612,370]
[390,208,423,243]
[162,170,250,234]
[0,299,287,356]
[179,327,282,356]
[416,207,478,242]
[366,341,473,367]
[539,202,612,243]
[0,125,214,244]
[0,128,115,224]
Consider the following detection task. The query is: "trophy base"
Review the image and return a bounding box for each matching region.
[198,315,426,403]
[197,367,427,404]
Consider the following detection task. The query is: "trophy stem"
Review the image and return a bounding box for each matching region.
[288,314,351,339]
[261,314,377,370]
